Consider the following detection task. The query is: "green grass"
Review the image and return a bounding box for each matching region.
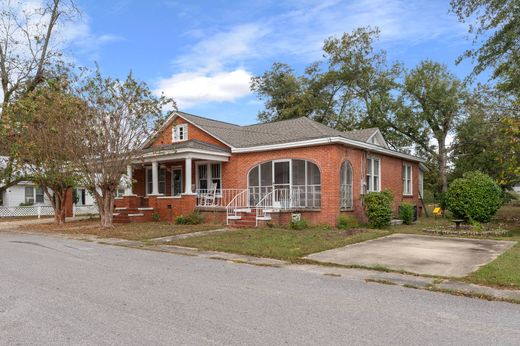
[171,227,389,261]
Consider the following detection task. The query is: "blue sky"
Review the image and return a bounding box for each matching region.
[66,0,479,125]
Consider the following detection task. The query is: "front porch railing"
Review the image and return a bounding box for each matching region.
[196,189,247,208]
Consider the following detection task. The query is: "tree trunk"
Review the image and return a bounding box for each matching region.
[98,191,115,229]
[438,139,448,193]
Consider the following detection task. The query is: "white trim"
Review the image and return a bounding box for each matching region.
[141,112,234,149]
[231,136,424,163]
[366,156,381,192]
[403,163,413,196]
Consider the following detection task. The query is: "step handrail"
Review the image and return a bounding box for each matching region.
[225,189,250,225]
[255,190,275,226]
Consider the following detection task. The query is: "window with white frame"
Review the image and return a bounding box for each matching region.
[403,164,412,195]
[172,124,188,142]
[366,157,380,192]
[197,162,221,192]
[146,167,166,195]
[35,187,45,203]
[24,187,35,205]
[340,161,353,209]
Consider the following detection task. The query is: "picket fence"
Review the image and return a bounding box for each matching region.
[0,205,98,218]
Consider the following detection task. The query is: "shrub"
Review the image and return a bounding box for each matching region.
[444,171,503,223]
[175,215,188,225]
[151,212,160,222]
[289,219,308,230]
[336,215,359,230]
[363,189,394,228]
[175,211,205,225]
[399,203,414,225]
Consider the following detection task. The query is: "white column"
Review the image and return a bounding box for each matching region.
[124,165,134,196]
[151,161,159,195]
[185,157,193,194]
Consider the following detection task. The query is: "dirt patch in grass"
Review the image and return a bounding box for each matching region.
[0,216,54,222]
[170,227,389,261]
[20,220,223,241]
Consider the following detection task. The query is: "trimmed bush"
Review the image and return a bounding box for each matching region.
[289,219,308,230]
[336,215,359,230]
[399,203,414,225]
[175,211,205,225]
[363,189,394,228]
[444,171,503,223]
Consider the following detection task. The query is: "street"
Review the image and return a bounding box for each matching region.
[1,231,519,346]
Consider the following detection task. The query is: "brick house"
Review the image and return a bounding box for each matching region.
[114,111,425,226]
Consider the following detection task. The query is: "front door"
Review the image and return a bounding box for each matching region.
[172,168,182,196]
[273,160,290,208]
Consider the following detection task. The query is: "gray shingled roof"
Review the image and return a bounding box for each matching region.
[177,112,382,148]
[141,139,230,154]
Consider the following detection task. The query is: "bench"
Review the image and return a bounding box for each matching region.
[452,219,465,230]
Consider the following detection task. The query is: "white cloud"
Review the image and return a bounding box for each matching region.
[157,69,252,108]
[155,0,466,108]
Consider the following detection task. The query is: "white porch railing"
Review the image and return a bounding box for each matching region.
[196,189,246,208]
[226,189,250,224]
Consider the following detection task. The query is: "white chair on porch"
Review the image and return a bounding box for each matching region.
[201,183,218,206]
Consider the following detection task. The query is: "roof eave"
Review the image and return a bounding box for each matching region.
[231,137,425,163]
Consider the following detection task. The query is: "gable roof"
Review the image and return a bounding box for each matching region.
[145,111,423,162]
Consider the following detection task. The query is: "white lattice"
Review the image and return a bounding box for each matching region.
[0,206,54,218]
[73,205,99,216]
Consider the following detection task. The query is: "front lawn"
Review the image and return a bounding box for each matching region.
[170,227,389,261]
[21,220,222,241]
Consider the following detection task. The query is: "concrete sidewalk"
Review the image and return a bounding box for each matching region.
[0,216,93,230]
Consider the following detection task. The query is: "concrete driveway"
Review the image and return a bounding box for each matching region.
[305,234,516,277]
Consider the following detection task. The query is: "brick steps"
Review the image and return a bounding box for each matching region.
[227,208,273,228]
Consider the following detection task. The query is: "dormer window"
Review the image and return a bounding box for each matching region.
[173,124,188,142]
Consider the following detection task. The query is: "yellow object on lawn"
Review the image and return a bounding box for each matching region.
[433,207,442,216]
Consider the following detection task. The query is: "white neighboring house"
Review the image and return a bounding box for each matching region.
[0,182,96,208]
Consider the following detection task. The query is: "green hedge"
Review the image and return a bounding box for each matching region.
[399,203,414,225]
[363,189,394,228]
[444,171,503,223]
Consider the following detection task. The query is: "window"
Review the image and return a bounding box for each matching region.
[197,162,221,193]
[340,161,353,209]
[35,187,45,204]
[247,159,321,208]
[172,124,188,142]
[403,164,412,195]
[366,157,380,192]
[24,187,35,205]
[146,167,166,195]
[115,188,125,198]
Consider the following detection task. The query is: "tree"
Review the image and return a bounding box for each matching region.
[72,69,175,229]
[452,87,520,189]
[251,27,410,149]
[0,0,79,195]
[451,0,520,94]
[6,78,85,223]
[395,61,467,193]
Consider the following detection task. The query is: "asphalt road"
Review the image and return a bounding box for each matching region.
[1,231,520,346]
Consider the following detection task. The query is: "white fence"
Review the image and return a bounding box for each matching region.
[0,205,98,218]
[73,205,99,216]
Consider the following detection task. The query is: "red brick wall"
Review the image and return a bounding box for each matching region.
[151,116,229,149]
[221,144,421,225]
